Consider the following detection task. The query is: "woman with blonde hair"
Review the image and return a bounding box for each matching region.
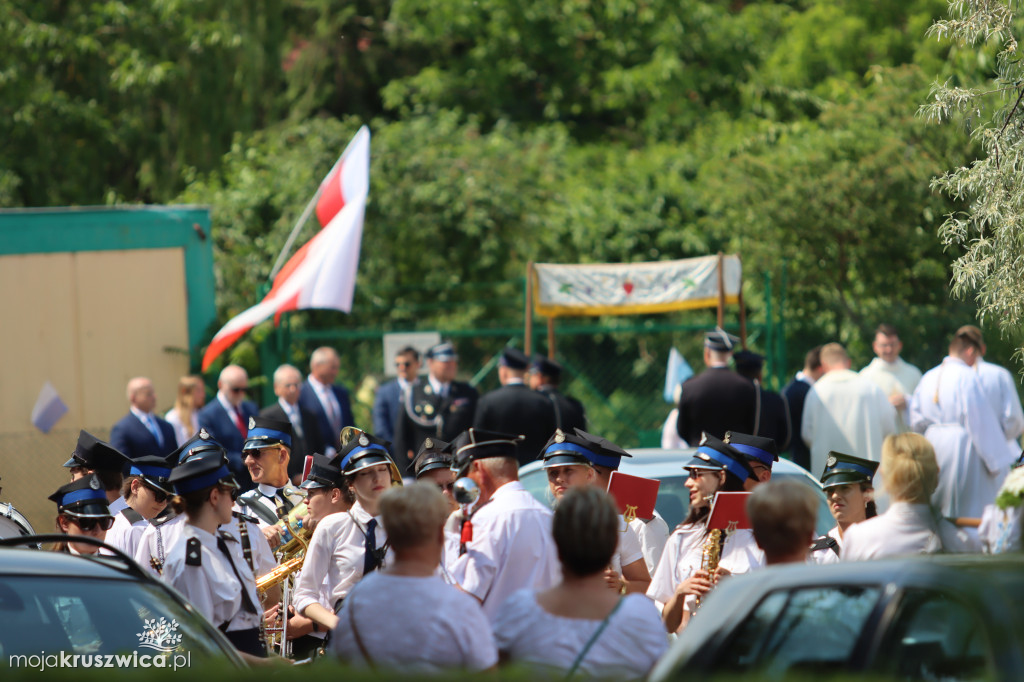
[843,433,979,559]
[165,375,206,447]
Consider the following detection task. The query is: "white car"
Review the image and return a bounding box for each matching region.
[519,447,834,536]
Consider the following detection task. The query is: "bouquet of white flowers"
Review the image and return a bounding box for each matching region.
[995,466,1024,510]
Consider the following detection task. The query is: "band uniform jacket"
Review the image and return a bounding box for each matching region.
[299,380,355,453]
[394,379,478,473]
[110,412,177,460]
[676,367,757,446]
[259,401,325,479]
[473,383,557,466]
[535,386,586,433]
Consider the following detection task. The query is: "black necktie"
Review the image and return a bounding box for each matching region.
[216,536,258,615]
[363,518,379,575]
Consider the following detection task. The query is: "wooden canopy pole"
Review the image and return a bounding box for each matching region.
[525,262,535,355]
[716,251,725,329]
[547,318,557,359]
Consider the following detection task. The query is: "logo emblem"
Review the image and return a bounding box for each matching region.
[248,416,255,430]
[199,427,210,440]
[424,385,433,395]
[554,429,565,443]
[88,476,101,490]
[424,438,433,449]
[699,433,708,446]
[358,434,369,446]
[137,617,183,653]
[826,456,837,468]
[723,433,732,443]
[424,404,435,416]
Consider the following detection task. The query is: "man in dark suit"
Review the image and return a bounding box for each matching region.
[372,346,421,447]
[474,347,557,466]
[110,377,177,461]
[299,346,354,457]
[260,364,325,484]
[781,345,823,470]
[394,341,479,475]
[676,329,758,446]
[528,355,586,433]
[197,364,259,490]
[733,350,791,451]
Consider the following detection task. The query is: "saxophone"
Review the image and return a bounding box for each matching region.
[694,529,723,610]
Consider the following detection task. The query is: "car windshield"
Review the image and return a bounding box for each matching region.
[0,575,231,662]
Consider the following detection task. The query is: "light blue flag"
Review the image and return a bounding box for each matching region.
[31,381,68,434]
[664,347,694,403]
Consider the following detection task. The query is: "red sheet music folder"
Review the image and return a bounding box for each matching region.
[607,471,660,522]
[707,492,752,531]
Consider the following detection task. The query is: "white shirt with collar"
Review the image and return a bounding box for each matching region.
[427,374,450,398]
[162,524,263,632]
[842,502,979,560]
[216,391,242,420]
[308,375,342,419]
[104,506,148,558]
[809,525,843,565]
[446,479,560,621]
[294,501,391,615]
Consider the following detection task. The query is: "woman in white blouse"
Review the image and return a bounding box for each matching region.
[493,487,667,680]
[165,375,205,447]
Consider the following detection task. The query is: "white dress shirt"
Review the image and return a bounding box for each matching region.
[293,502,391,615]
[163,524,262,632]
[446,480,560,621]
[842,502,979,560]
[647,522,764,613]
[809,525,843,565]
[630,512,670,574]
[104,506,148,558]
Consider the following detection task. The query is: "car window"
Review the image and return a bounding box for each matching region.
[719,585,882,675]
[0,575,232,661]
[871,589,994,681]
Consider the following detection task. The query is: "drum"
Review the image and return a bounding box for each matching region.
[0,502,36,539]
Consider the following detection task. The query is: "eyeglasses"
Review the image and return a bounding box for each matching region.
[71,516,115,532]
[229,386,249,394]
[145,484,169,504]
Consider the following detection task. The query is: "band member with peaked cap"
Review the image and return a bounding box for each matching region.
[294,431,398,631]
[724,431,779,486]
[676,329,757,446]
[162,443,267,659]
[272,452,351,659]
[411,438,457,511]
[103,454,174,558]
[810,451,878,564]
[843,433,978,560]
[474,347,556,466]
[647,433,763,633]
[394,342,479,475]
[64,430,131,515]
[445,428,560,621]
[49,474,115,554]
[541,428,651,594]
[332,483,498,672]
[529,355,586,433]
[237,416,304,547]
[493,487,667,679]
[134,429,276,583]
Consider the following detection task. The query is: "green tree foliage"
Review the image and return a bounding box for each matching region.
[922,0,1024,346]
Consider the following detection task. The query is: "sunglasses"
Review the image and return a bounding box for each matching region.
[395,361,413,368]
[436,482,454,493]
[71,516,115,532]
[216,484,240,501]
[229,386,249,394]
[145,484,170,503]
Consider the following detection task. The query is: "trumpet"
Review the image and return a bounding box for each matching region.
[257,554,305,595]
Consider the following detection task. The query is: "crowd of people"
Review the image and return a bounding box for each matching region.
[30,328,1024,675]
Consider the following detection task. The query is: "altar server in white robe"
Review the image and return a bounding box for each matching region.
[959,325,1024,460]
[859,324,922,432]
[910,328,1014,520]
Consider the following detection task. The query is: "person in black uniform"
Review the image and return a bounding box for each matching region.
[781,346,823,470]
[474,347,557,466]
[394,342,479,475]
[732,351,791,452]
[528,355,586,432]
[676,329,757,447]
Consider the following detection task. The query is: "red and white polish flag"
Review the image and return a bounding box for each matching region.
[201,126,371,371]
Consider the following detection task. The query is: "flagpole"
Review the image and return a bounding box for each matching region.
[268,186,324,282]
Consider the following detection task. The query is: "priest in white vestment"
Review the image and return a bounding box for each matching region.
[802,343,898,477]
[909,328,1015,520]
[859,324,922,432]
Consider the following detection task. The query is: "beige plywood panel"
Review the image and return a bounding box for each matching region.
[76,249,190,426]
[0,252,83,433]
